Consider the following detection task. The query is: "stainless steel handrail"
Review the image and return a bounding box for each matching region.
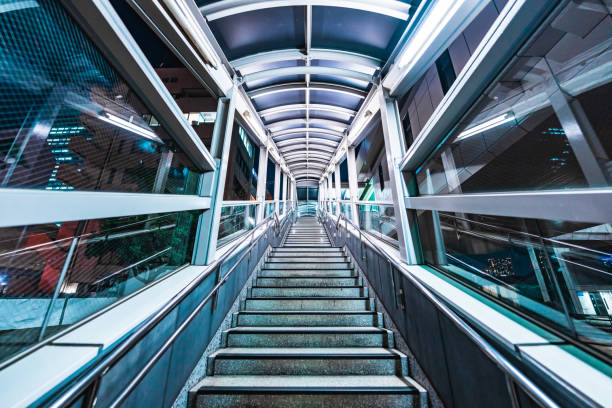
[323,210,561,408]
[44,210,294,408]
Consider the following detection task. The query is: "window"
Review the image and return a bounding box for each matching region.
[238,126,253,157]
[435,49,457,94]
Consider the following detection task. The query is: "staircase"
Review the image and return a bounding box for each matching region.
[190,216,427,407]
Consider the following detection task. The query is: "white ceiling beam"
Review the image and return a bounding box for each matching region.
[231,48,381,70]
[243,66,373,84]
[201,0,412,21]
[259,104,356,117]
[249,82,366,99]
[268,118,348,133]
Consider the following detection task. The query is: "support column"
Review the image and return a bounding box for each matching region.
[327,173,334,213]
[282,171,288,215]
[273,162,281,215]
[379,90,419,263]
[192,91,236,265]
[549,89,610,186]
[346,146,360,225]
[334,164,341,216]
[256,145,268,223]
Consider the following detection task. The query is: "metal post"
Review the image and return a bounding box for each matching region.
[346,145,360,226]
[39,237,78,341]
[256,145,268,223]
[334,164,341,216]
[379,89,418,263]
[282,171,288,215]
[193,87,237,265]
[273,163,281,215]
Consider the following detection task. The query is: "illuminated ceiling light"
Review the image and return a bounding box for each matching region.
[455,113,516,141]
[163,0,221,69]
[99,113,163,143]
[396,0,467,69]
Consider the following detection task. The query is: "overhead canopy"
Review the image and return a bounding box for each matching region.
[198,0,420,184]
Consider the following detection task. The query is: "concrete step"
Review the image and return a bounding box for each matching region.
[232,311,383,327]
[222,327,395,348]
[267,256,348,262]
[273,247,341,252]
[258,269,356,277]
[250,286,367,298]
[270,251,344,257]
[242,297,374,311]
[263,262,351,270]
[207,347,408,376]
[190,375,423,408]
[255,276,361,287]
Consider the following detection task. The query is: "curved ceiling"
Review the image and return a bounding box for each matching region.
[197,0,420,184]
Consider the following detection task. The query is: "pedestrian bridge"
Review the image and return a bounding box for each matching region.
[0,0,611,407]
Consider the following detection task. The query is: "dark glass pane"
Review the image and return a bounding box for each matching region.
[436,49,457,94]
[0,0,201,194]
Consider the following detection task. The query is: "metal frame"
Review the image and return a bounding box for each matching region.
[0,189,211,228]
[62,0,216,172]
[243,66,374,84]
[232,48,381,70]
[405,188,612,225]
[259,104,356,118]
[249,82,367,99]
[201,0,412,21]
[267,118,348,132]
[272,128,345,138]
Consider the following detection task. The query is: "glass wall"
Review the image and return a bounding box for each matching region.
[217,204,257,247]
[415,2,611,194]
[223,124,257,200]
[411,1,612,360]
[0,210,199,364]
[0,0,201,195]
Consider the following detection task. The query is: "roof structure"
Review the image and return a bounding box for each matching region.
[196,0,421,184]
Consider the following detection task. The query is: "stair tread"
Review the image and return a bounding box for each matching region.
[236,311,378,315]
[210,347,404,358]
[226,326,389,333]
[246,296,368,300]
[194,375,418,391]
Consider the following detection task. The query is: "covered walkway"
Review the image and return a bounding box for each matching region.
[0,0,611,407]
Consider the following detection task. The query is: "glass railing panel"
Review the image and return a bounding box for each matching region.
[341,202,352,221]
[278,202,284,214]
[297,201,317,217]
[265,201,275,218]
[358,203,398,246]
[0,210,199,364]
[217,203,257,248]
[417,210,612,357]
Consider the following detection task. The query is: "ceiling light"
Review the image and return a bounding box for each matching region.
[99,113,163,143]
[163,0,221,69]
[396,0,467,69]
[455,113,516,141]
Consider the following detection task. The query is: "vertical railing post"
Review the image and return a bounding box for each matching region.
[192,92,236,265]
[39,237,78,341]
[378,89,419,264]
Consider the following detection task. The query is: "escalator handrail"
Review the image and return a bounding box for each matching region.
[43,209,295,408]
[324,211,561,408]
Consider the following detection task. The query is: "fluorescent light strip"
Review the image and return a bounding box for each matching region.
[163,0,221,69]
[99,113,163,143]
[455,113,516,141]
[396,0,467,69]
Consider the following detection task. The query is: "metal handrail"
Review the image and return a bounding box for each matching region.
[44,209,295,408]
[324,210,561,408]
